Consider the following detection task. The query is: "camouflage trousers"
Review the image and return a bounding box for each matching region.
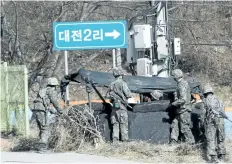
[33,110,49,149]
[205,117,226,157]
[110,109,128,141]
[170,111,195,143]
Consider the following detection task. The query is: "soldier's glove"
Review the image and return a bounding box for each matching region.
[191,99,196,104]
[64,75,71,80]
[172,101,178,106]
[109,102,113,107]
[167,103,173,109]
[57,109,64,116]
[49,107,57,114]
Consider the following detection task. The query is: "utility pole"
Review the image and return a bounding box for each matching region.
[152,1,170,77]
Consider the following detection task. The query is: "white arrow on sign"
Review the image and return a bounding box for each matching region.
[105,30,121,39]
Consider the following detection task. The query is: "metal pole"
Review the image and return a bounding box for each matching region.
[87,92,91,110]
[116,48,121,68]
[112,49,116,68]
[24,66,29,137]
[64,51,69,105]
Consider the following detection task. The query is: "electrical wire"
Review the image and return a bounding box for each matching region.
[128,2,160,30]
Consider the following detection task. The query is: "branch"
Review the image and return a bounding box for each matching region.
[11,1,18,56]
[53,2,70,22]
[79,2,102,21]
[70,51,104,74]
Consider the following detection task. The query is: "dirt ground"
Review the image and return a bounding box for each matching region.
[0,138,14,151]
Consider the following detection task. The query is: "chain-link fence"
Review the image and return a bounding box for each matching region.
[0,62,29,137]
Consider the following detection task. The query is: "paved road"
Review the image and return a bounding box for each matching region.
[1,152,137,163]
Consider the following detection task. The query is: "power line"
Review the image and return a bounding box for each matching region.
[181,43,232,46]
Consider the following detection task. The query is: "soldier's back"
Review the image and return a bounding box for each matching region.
[178,79,191,92]
[177,78,191,109]
[204,94,223,112]
[111,78,124,93]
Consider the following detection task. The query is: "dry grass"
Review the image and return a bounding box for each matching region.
[77,141,204,163]
[48,105,103,152]
[77,139,232,163]
[10,105,103,152]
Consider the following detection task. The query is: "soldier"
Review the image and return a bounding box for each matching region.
[108,68,132,143]
[191,89,205,141]
[33,77,63,152]
[170,69,195,144]
[202,84,226,163]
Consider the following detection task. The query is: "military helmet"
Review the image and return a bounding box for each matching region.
[113,68,124,77]
[40,78,48,88]
[150,90,163,100]
[172,69,183,79]
[47,77,59,86]
[203,84,214,94]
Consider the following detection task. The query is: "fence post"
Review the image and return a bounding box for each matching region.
[24,66,29,137]
[3,62,11,133]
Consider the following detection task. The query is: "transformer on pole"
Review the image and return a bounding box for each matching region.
[127,1,181,78]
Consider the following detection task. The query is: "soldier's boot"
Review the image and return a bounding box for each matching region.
[121,124,129,142]
[169,139,178,145]
[218,154,225,162]
[38,144,53,154]
[37,130,51,153]
[210,155,219,163]
[37,143,49,153]
[112,138,119,144]
[122,139,131,142]
[93,137,104,148]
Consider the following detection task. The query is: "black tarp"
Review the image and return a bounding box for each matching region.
[91,103,171,143]
[128,111,171,143]
[95,111,171,143]
[132,100,170,113]
[65,68,200,94]
[84,102,202,144]
[90,100,171,113]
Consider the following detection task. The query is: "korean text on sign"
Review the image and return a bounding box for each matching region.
[59,29,104,42]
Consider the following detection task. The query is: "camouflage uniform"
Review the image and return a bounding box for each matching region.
[109,68,132,142]
[191,88,205,139]
[33,77,63,150]
[150,90,163,100]
[195,101,206,138]
[170,69,195,144]
[202,84,226,162]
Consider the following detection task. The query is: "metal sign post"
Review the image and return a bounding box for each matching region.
[116,48,122,68]
[112,49,116,69]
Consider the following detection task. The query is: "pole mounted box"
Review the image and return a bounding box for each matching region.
[133,25,152,49]
[174,38,181,55]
